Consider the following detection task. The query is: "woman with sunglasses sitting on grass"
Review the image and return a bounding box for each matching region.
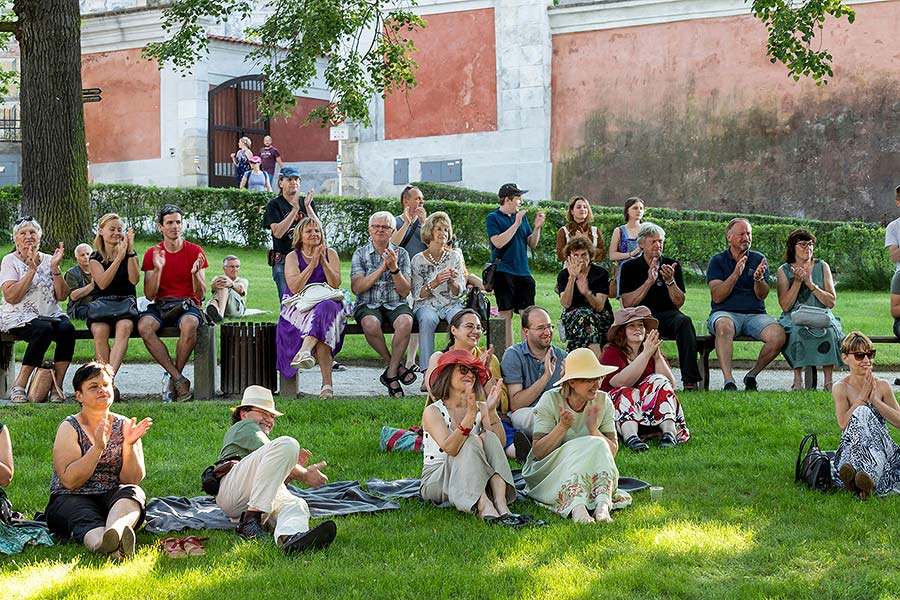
[420,350,529,526]
[832,332,900,499]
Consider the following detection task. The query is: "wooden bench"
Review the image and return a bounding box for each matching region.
[695,334,900,391]
[0,325,217,400]
[278,317,510,397]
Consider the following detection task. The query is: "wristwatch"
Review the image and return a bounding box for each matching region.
[389,268,400,275]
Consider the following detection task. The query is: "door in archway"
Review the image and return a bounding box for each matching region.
[208,75,269,188]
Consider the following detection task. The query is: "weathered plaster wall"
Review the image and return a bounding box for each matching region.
[383,8,498,139]
[82,48,161,163]
[270,98,338,162]
[550,1,900,222]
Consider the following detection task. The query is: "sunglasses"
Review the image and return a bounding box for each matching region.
[851,350,876,361]
[456,365,476,376]
[14,216,34,225]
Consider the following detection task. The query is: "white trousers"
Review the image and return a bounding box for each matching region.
[216,436,310,545]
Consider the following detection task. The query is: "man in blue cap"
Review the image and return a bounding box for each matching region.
[262,167,319,300]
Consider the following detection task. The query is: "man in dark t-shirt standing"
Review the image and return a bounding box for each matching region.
[262,167,318,300]
[259,135,285,186]
[619,222,701,390]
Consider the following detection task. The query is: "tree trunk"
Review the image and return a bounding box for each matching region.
[13,0,91,251]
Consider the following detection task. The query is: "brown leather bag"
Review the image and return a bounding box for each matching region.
[27,361,58,403]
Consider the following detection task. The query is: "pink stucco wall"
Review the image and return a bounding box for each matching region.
[551,2,900,159]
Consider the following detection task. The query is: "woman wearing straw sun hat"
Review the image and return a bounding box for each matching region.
[600,306,690,453]
[522,348,633,524]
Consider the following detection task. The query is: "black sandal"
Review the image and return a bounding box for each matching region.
[397,365,418,386]
[659,432,678,449]
[624,435,649,453]
[380,369,405,398]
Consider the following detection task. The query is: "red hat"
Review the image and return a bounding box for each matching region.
[429,349,490,388]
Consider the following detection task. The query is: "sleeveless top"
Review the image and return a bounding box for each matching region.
[246,170,268,191]
[617,224,639,254]
[49,415,125,495]
[779,260,828,311]
[292,249,328,293]
[90,251,137,299]
[422,400,483,467]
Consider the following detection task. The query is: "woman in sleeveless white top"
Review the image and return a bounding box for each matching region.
[420,350,521,522]
[555,196,605,262]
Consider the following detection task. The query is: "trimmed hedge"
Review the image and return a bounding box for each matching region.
[0,184,891,289]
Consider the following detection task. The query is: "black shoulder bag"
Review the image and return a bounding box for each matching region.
[482,243,509,293]
[795,433,833,492]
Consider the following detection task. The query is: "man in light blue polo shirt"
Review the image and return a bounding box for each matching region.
[500,306,568,438]
[706,218,785,391]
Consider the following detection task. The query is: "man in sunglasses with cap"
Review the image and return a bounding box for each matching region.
[215,385,336,553]
[486,183,546,347]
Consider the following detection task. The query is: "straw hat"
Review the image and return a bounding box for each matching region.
[607,305,659,340]
[556,348,618,385]
[231,385,283,417]
[429,349,491,388]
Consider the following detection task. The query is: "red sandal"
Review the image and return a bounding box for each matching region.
[161,537,185,558]
[181,536,209,556]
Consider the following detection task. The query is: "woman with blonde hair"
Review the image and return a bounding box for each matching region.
[411,211,466,373]
[231,136,253,187]
[89,213,140,374]
[275,217,345,398]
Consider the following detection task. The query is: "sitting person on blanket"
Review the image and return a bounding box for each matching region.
[600,306,690,452]
[832,332,900,499]
[205,255,249,323]
[421,350,532,526]
[522,348,632,523]
[216,386,336,552]
[44,362,152,559]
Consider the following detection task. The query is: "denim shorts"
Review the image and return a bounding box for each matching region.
[707,311,777,340]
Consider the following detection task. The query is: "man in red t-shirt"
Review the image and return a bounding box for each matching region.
[259,135,285,185]
[138,204,209,401]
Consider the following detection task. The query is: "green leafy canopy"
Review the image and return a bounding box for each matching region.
[750,0,855,85]
[142,0,425,126]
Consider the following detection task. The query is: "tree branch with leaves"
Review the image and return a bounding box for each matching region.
[144,0,425,126]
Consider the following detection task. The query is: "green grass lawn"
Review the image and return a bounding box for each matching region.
[3,391,900,598]
[15,240,895,366]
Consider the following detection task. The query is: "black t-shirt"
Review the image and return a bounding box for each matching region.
[618,255,684,314]
[262,195,317,254]
[90,251,137,298]
[556,264,611,312]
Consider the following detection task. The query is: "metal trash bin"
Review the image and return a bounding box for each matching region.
[220,322,277,396]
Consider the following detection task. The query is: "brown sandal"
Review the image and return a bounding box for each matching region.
[181,536,208,556]
[161,537,186,558]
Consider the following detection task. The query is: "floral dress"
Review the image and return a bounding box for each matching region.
[522,388,632,516]
[600,346,690,443]
[556,264,614,351]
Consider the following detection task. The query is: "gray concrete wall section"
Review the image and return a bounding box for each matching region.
[355,0,554,200]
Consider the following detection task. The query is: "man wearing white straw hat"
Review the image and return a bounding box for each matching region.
[214,385,336,553]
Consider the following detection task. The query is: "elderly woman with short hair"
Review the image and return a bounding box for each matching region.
[411,211,466,373]
[0,217,73,403]
[523,348,632,523]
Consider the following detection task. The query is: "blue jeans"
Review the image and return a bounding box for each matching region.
[272,261,287,301]
[414,303,464,371]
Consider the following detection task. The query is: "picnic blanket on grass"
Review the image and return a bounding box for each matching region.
[145,480,400,534]
[0,520,54,555]
[365,471,651,506]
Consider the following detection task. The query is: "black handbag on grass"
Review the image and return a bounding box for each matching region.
[795,433,833,492]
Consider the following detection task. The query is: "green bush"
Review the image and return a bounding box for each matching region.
[0,184,891,288]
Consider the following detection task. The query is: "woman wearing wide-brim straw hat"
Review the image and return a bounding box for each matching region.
[522,348,633,524]
[600,305,690,453]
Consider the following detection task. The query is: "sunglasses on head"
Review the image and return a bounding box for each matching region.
[14,216,33,225]
[851,350,876,361]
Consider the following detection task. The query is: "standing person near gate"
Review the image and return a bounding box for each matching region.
[259,135,286,185]
[263,167,318,301]
[486,183,546,348]
[138,204,208,402]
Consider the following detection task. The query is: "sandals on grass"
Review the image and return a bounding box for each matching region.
[161,536,208,558]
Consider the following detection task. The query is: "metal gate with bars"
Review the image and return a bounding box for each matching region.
[207,75,269,188]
